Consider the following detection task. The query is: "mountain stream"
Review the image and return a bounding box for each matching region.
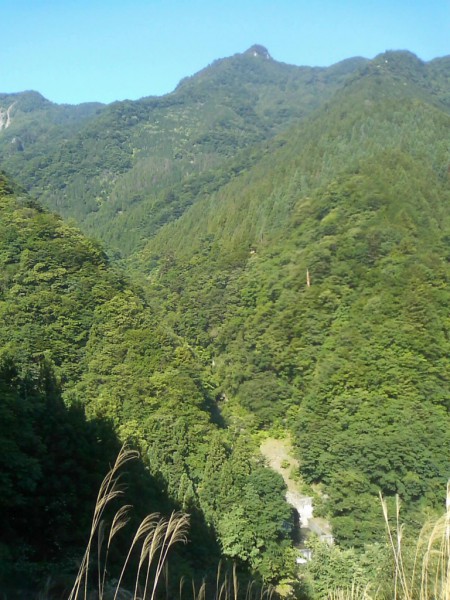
[260,437,333,545]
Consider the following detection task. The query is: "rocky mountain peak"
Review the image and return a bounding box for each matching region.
[244,44,271,60]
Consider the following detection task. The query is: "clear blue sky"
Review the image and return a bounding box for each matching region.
[1,0,449,105]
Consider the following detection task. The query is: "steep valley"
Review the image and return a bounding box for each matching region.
[0,46,450,597]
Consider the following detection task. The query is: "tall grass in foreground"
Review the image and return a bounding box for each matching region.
[327,584,372,600]
[68,445,189,600]
[319,485,450,600]
[380,483,450,600]
[67,445,273,600]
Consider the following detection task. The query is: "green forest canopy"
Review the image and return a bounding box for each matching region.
[1,47,450,594]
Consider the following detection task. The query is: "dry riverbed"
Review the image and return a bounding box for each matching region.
[260,436,333,542]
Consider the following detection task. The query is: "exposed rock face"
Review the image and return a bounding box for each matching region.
[260,437,333,545]
[0,102,16,130]
[286,491,333,545]
[286,491,313,527]
[244,44,272,59]
[10,136,24,151]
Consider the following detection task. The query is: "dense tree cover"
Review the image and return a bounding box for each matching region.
[0,351,123,591]
[301,536,391,599]
[0,91,103,194]
[0,49,367,256]
[2,48,450,594]
[128,51,450,548]
[0,173,295,591]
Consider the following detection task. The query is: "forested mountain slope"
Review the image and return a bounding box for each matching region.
[0,47,367,255]
[133,51,450,262]
[0,90,104,183]
[1,47,450,592]
[130,50,450,547]
[0,172,294,591]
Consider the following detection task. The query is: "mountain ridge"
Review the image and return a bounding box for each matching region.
[122,48,450,547]
[1,45,450,574]
[0,46,372,255]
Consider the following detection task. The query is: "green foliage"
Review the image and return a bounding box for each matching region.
[3,48,450,589]
[0,173,295,587]
[303,537,388,599]
[0,50,366,256]
[128,52,450,548]
[0,350,122,589]
[196,432,295,580]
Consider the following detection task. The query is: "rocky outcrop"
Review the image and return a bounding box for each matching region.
[244,44,272,60]
[286,491,313,527]
[0,102,16,130]
[260,437,333,545]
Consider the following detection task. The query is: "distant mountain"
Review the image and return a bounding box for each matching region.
[129,49,450,547]
[2,49,450,260]
[134,49,450,270]
[0,89,104,161]
[1,45,450,573]
[0,47,368,254]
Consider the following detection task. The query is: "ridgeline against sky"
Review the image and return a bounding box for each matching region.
[1,39,450,597]
[1,0,449,104]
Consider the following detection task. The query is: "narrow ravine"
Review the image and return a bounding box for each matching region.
[0,102,16,130]
[260,436,333,545]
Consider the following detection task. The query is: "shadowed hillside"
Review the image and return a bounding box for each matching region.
[1,46,450,593]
